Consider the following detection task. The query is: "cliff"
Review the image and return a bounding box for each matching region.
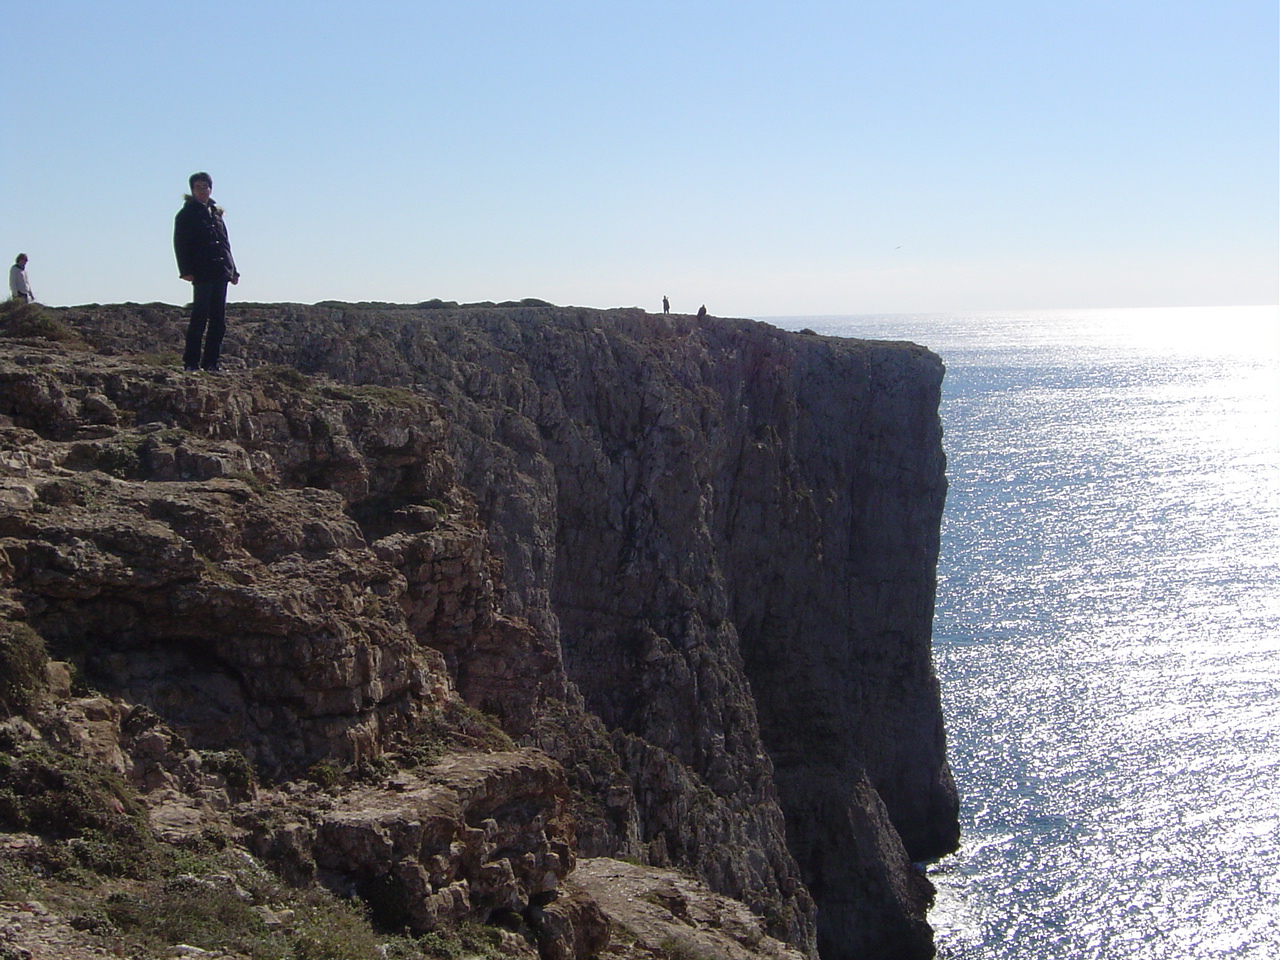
[0,299,957,960]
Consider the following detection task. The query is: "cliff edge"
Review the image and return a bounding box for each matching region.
[0,299,958,960]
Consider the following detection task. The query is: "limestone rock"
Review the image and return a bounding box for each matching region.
[571,857,810,960]
[268,750,574,932]
[0,348,469,777]
[185,300,957,957]
[2,301,961,959]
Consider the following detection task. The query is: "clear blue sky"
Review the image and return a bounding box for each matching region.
[3,1,1276,315]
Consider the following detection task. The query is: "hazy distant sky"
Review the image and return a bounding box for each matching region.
[3,1,1276,315]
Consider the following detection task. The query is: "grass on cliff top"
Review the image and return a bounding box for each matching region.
[0,298,85,345]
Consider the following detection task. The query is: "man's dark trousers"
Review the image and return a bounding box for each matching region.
[184,279,228,370]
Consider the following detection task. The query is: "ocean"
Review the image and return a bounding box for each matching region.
[769,307,1280,959]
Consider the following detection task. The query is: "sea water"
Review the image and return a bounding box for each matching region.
[768,307,1280,959]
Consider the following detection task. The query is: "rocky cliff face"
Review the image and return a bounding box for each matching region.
[0,299,957,960]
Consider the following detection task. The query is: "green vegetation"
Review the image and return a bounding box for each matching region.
[0,854,38,902]
[33,848,514,960]
[199,749,258,801]
[408,920,507,959]
[302,758,344,790]
[397,701,514,770]
[0,298,83,343]
[101,881,385,960]
[0,623,49,718]
[0,730,516,959]
[0,740,160,882]
[348,753,398,785]
[93,438,144,479]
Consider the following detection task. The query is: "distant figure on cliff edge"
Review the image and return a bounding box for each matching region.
[662,295,670,314]
[696,304,707,320]
[174,171,239,372]
[9,254,33,303]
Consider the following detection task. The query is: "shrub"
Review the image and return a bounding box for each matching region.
[288,889,385,960]
[303,759,344,790]
[94,440,143,480]
[0,299,81,342]
[0,739,169,886]
[0,856,38,901]
[411,921,506,959]
[99,879,394,960]
[103,882,281,959]
[397,701,514,771]
[0,623,50,718]
[200,749,258,801]
[0,743,145,840]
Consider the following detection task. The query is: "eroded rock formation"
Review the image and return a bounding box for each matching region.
[0,299,958,960]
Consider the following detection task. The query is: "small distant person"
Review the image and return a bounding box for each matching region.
[9,254,33,303]
[174,171,239,372]
[696,304,707,320]
[662,295,670,314]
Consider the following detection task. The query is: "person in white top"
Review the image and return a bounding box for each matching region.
[9,254,33,302]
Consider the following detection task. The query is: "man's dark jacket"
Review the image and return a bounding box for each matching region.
[174,197,238,282]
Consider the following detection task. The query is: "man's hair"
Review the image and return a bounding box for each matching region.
[189,171,213,190]
[14,254,26,265]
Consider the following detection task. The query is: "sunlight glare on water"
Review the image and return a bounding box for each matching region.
[771,306,1280,960]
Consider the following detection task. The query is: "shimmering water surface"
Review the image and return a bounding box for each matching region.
[771,307,1280,959]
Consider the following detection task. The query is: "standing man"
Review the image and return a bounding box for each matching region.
[9,254,33,302]
[174,172,239,372]
[662,295,669,314]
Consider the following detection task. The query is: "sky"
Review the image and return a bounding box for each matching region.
[2,0,1276,316]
